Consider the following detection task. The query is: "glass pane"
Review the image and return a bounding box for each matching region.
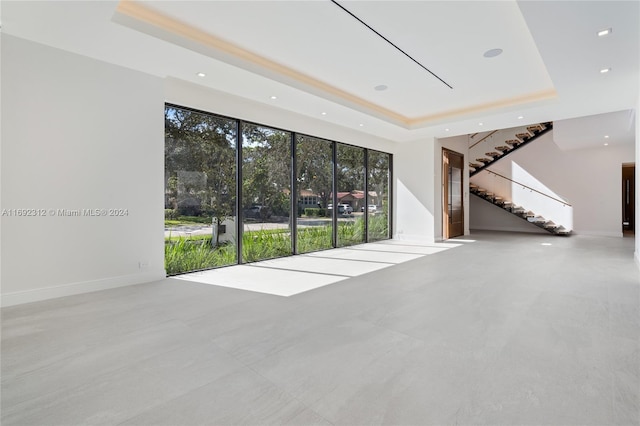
[367,150,390,241]
[451,166,463,222]
[296,135,333,253]
[336,144,365,247]
[241,123,292,262]
[164,106,237,275]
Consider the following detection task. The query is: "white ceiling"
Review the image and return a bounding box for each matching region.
[553,109,636,150]
[2,0,638,145]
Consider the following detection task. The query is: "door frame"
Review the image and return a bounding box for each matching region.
[622,163,635,233]
[442,148,465,240]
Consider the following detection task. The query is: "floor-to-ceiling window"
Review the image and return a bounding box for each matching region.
[164,104,393,275]
[336,144,366,247]
[241,123,292,262]
[367,150,391,241]
[164,106,238,275]
[296,135,334,253]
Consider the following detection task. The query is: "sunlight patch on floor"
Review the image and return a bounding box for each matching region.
[174,240,461,296]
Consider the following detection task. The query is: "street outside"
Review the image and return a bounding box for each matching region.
[165,214,363,238]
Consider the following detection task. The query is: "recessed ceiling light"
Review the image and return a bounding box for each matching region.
[604,135,610,139]
[196,72,206,77]
[517,116,524,120]
[604,143,609,146]
[374,85,388,91]
[359,123,364,127]
[270,95,277,100]
[321,112,327,116]
[600,68,611,73]
[478,122,483,126]
[445,128,450,132]
[597,28,612,37]
[483,48,503,58]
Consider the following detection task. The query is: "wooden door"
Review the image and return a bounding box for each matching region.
[443,148,464,239]
[622,164,635,232]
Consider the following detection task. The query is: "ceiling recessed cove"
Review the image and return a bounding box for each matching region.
[483,48,503,58]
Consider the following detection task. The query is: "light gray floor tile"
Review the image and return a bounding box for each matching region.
[2,231,638,425]
[120,368,331,426]
[2,340,246,426]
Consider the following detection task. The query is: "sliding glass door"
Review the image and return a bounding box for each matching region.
[296,135,334,253]
[164,107,238,275]
[367,150,391,241]
[241,123,292,263]
[336,144,366,247]
[164,104,393,275]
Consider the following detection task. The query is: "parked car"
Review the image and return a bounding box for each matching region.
[361,204,377,213]
[327,203,353,215]
[340,204,353,214]
[243,205,271,219]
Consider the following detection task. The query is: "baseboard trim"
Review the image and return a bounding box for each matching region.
[0,270,166,307]
[572,230,623,238]
[468,225,547,234]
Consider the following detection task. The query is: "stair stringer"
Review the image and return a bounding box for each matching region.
[470,122,553,177]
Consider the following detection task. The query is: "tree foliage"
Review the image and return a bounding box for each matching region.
[296,135,333,211]
[165,107,236,244]
[241,123,291,217]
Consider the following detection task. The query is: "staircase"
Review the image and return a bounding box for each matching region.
[470,183,571,235]
[468,122,572,236]
[469,122,553,176]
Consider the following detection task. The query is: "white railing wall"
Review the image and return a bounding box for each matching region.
[471,169,573,231]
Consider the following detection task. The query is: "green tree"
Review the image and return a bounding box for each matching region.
[165,107,237,246]
[296,135,333,215]
[241,124,291,217]
[337,144,365,205]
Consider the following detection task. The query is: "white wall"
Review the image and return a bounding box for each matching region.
[393,134,472,243]
[469,196,547,234]
[469,131,634,237]
[1,36,165,306]
[1,36,402,306]
[393,139,436,242]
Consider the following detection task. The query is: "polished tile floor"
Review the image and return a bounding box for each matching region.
[2,231,639,425]
[174,240,464,296]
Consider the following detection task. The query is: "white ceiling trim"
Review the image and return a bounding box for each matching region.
[114,0,557,130]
